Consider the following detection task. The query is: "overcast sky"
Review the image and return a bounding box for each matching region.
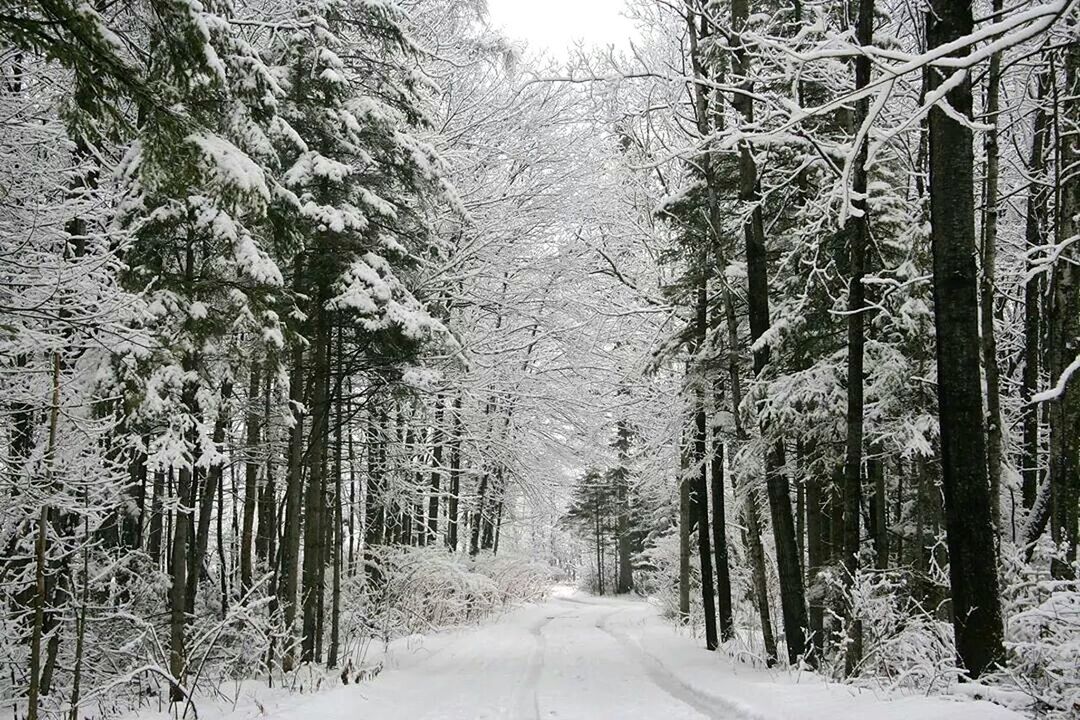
[485,0,635,53]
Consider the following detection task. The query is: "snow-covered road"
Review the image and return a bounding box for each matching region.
[253,589,1022,720]
[345,592,724,719]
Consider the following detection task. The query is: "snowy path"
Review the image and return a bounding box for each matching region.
[246,590,1022,720]
[338,593,722,719]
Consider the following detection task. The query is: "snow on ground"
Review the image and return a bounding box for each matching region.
[142,589,1024,720]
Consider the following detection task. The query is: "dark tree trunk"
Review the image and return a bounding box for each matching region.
[926,0,1005,677]
[1021,71,1049,525]
[731,0,809,666]
[678,459,691,623]
[470,470,489,557]
[279,261,307,671]
[805,464,825,657]
[693,393,718,650]
[347,391,358,568]
[616,420,634,594]
[216,464,228,617]
[186,380,231,616]
[710,434,734,640]
[329,325,344,667]
[869,448,887,570]
[447,395,462,552]
[256,369,276,572]
[364,403,387,586]
[427,395,445,544]
[148,469,165,568]
[169,383,197,700]
[1047,45,1080,579]
[721,278,776,663]
[693,271,718,648]
[594,492,604,595]
[841,0,874,675]
[301,310,331,662]
[241,360,262,593]
[980,0,1005,531]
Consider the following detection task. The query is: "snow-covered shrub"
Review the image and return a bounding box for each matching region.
[841,566,958,692]
[634,525,684,620]
[1000,546,1080,718]
[359,546,553,639]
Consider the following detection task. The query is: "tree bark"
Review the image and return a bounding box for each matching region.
[256,369,276,571]
[187,380,232,616]
[1021,70,1049,524]
[693,278,718,648]
[241,360,262,593]
[926,0,1005,677]
[805,461,825,657]
[168,383,197,699]
[841,0,874,675]
[980,0,1005,532]
[721,275,777,663]
[616,420,634,594]
[869,448,887,570]
[329,325,344,667]
[731,0,809,666]
[710,432,734,641]
[279,258,307,671]
[447,395,462,552]
[148,469,165,568]
[1047,44,1080,580]
[678,458,691,623]
[301,307,331,662]
[694,392,719,649]
[427,395,445,544]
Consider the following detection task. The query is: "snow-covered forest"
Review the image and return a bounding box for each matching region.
[0,0,1078,717]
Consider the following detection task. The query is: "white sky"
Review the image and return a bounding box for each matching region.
[485,0,636,54]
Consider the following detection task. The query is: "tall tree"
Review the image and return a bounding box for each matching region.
[926,0,1005,677]
[841,0,875,676]
[730,0,810,666]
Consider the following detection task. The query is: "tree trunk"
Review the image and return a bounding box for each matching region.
[731,0,809,666]
[1021,70,1049,526]
[841,0,874,675]
[694,392,719,649]
[721,277,777,663]
[471,470,489,557]
[678,462,691,623]
[169,410,195,698]
[28,505,46,720]
[710,433,734,641]
[364,403,387,586]
[869,448,887,570]
[279,262,307,671]
[805,464,825,658]
[690,266,718,648]
[1047,44,1080,580]
[216,463,228,617]
[187,380,231,618]
[980,0,1005,532]
[594,492,605,595]
[241,360,262,593]
[148,469,165,568]
[427,395,444,544]
[301,310,331,662]
[926,0,1005,677]
[256,369,276,570]
[447,395,462,552]
[616,420,634,594]
[329,329,344,668]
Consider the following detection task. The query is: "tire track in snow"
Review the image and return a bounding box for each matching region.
[594,607,769,720]
[513,611,564,719]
